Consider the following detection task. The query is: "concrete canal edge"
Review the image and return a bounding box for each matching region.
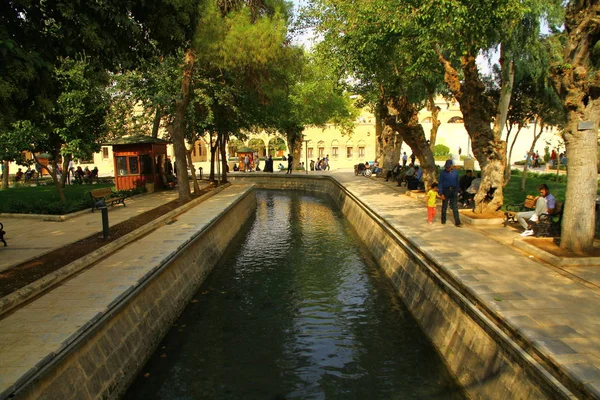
[229,175,576,399]
[9,186,256,400]
[6,175,580,399]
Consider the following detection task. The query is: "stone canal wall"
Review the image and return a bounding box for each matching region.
[229,175,573,399]
[13,187,256,400]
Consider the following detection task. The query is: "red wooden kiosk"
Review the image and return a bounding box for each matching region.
[108,135,171,191]
[236,147,255,171]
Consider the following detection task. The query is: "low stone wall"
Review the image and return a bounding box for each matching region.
[14,189,256,400]
[229,174,573,399]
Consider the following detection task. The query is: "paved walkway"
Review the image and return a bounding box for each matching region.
[331,171,600,398]
[0,191,183,273]
[0,184,254,398]
[1,173,600,398]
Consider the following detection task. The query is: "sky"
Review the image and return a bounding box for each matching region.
[288,0,497,75]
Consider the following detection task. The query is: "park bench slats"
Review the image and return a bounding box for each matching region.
[90,187,126,212]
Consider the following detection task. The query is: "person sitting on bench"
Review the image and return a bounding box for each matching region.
[459,170,475,207]
[518,184,556,237]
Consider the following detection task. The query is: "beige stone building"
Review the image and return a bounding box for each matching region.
[2,98,565,178]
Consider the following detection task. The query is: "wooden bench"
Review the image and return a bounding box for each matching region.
[536,202,564,237]
[504,194,537,226]
[90,187,126,212]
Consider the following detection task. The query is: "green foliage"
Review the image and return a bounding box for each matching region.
[433,144,450,156]
[0,183,113,215]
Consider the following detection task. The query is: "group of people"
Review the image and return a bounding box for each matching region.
[386,162,423,190]
[72,166,99,184]
[549,149,567,168]
[310,156,330,171]
[10,163,99,184]
[424,159,556,237]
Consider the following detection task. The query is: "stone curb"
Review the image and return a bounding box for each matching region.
[513,237,600,267]
[459,211,505,226]
[0,183,228,318]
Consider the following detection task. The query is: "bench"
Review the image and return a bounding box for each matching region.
[90,187,126,212]
[504,195,537,226]
[161,174,177,190]
[536,202,563,237]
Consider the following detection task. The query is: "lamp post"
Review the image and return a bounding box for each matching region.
[303,139,311,175]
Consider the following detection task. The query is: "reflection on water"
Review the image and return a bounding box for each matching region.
[125,190,466,400]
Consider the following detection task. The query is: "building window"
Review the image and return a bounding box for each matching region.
[347,147,353,158]
[319,147,325,158]
[192,146,197,157]
[308,148,313,158]
[102,147,109,159]
[332,147,338,159]
[140,155,153,175]
[129,156,139,174]
[116,156,128,176]
[359,147,365,158]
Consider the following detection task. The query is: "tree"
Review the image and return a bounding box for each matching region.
[7,59,110,201]
[1,0,201,200]
[306,0,443,186]
[550,1,600,254]
[416,0,562,212]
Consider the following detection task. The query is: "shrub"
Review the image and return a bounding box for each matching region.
[434,144,450,156]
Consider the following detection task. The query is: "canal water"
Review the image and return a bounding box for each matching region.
[125,190,466,399]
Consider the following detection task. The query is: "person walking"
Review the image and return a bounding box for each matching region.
[324,155,330,170]
[438,160,461,227]
[286,153,293,174]
[402,152,408,167]
[426,183,441,224]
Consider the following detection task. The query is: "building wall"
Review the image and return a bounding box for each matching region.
[0,98,567,178]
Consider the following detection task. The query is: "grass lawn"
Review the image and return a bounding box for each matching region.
[457,169,599,208]
[502,173,568,206]
[0,183,113,215]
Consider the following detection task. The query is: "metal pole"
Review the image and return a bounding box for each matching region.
[304,139,310,175]
[101,207,109,239]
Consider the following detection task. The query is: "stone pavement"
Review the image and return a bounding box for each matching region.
[330,170,600,397]
[0,191,182,273]
[0,184,254,398]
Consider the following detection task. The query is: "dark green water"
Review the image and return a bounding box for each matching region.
[125,190,466,400]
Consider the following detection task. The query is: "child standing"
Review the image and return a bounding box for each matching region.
[426,183,440,224]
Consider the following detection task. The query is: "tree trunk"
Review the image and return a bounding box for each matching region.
[219,135,228,183]
[384,96,436,189]
[171,48,195,202]
[550,1,600,254]
[376,98,401,173]
[504,124,521,185]
[427,93,441,152]
[209,134,218,182]
[520,119,542,191]
[2,163,9,189]
[438,53,505,212]
[60,154,71,188]
[186,144,200,195]
[47,158,66,203]
[493,43,515,140]
[151,108,162,139]
[285,126,303,170]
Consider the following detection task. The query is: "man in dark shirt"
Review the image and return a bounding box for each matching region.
[438,160,462,226]
[286,154,294,174]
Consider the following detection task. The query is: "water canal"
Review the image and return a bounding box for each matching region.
[125,190,466,399]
